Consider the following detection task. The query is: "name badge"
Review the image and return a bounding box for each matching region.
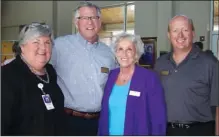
[161,70,169,76]
[42,94,55,110]
[101,67,109,73]
[129,90,141,97]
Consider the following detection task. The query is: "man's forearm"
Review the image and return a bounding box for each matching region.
[216,107,219,135]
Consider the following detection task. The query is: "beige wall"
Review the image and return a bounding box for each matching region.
[1,1,53,40]
[1,1,211,55]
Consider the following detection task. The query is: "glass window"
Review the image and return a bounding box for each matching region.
[99,3,135,46]
[126,4,135,34]
[99,5,124,46]
[213,0,218,31]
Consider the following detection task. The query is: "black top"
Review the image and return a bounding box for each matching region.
[1,56,67,136]
[154,45,219,123]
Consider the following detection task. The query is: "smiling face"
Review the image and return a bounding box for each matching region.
[115,39,137,68]
[75,6,101,43]
[21,36,52,71]
[168,16,195,52]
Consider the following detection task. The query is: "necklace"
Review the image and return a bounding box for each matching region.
[35,69,50,84]
[119,68,135,83]
[119,72,130,82]
[20,56,50,84]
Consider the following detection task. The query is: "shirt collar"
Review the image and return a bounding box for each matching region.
[76,32,99,49]
[167,44,201,61]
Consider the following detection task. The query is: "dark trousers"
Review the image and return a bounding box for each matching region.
[167,121,215,136]
[65,114,99,136]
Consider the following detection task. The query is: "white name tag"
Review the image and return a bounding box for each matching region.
[129,90,141,97]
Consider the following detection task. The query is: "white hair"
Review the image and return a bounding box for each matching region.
[16,22,54,55]
[112,33,144,61]
[74,2,101,19]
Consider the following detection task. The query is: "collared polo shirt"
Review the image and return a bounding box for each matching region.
[154,45,219,123]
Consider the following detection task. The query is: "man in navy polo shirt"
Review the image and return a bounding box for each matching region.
[155,15,219,136]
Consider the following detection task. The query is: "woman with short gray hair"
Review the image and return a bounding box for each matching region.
[111,33,144,62]
[1,22,67,135]
[98,33,166,135]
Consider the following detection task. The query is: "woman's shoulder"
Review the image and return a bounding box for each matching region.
[108,67,120,77]
[135,65,157,77]
[1,59,18,78]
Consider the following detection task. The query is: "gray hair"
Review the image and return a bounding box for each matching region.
[15,22,54,55]
[74,2,101,19]
[168,14,195,32]
[112,33,144,61]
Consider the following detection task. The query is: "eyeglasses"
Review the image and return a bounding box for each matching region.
[24,23,50,32]
[77,16,100,21]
